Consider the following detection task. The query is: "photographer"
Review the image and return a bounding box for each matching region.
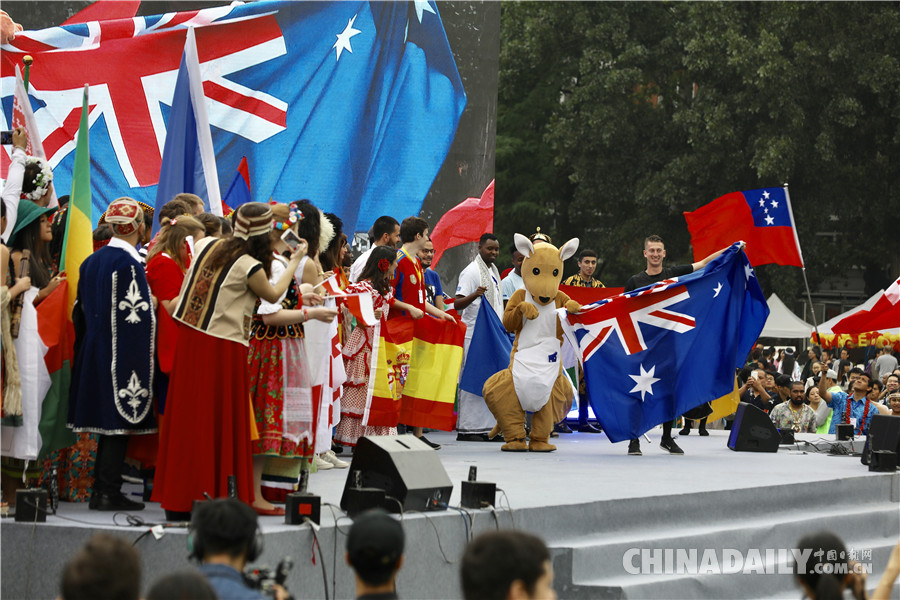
[190,499,288,600]
[346,508,405,600]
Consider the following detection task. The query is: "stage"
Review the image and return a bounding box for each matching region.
[2,429,898,599]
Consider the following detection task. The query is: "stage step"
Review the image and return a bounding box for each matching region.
[550,473,899,600]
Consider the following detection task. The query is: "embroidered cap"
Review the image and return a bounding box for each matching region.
[99,200,154,227]
[105,197,144,236]
[234,204,274,240]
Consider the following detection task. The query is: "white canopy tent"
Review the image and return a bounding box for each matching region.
[760,294,815,339]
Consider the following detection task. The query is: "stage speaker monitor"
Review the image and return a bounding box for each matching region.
[340,434,453,514]
[863,414,900,468]
[727,402,780,453]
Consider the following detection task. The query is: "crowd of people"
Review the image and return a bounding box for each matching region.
[3,129,900,518]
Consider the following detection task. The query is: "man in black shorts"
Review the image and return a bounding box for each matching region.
[623,234,725,456]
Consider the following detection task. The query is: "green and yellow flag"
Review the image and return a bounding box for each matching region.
[61,84,92,313]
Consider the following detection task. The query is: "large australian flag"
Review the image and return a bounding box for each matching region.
[0,1,466,233]
[560,243,769,442]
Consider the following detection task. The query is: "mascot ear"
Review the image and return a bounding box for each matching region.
[559,238,579,261]
[514,233,535,259]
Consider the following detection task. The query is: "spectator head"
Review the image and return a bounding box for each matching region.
[320,212,345,271]
[461,531,556,600]
[158,198,190,223]
[839,348,850,360]
[509,243,525,275]
[869,380,883,401]
[147,215,205,271]
[346,509,405,592]
[189,498,262,566]
[794,531,859,600]
[890,392,900,415]
[811,362,823,375]
[292,200,322,258]
[822,369,838,385]
[146,571,217,600]
[764,371,776,390]
[173,193,205,216]
[372,216,401,248]
[886,374,900,393]
[362,245,400,296]
[21,156,54,206]
[789,381,805,405]
[529,228,552,245]
[195,212,223,239]
[60,533,140,600]
[418,239,435,268]
[219,215,233,238]
[642,235,665,268]
[805,385,821,405]
[478,233,500,265]
[399,216,428,246]
[808,346,821,361]
[577,249,598,279]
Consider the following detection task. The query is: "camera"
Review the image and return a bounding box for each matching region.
[243,557,294,600]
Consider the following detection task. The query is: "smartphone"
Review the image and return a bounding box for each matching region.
[751,371,759,380]
[281,228,305,253]
[0,131,12,145]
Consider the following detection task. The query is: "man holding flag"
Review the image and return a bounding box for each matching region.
[621,235,727,457]
[455,233,503,442]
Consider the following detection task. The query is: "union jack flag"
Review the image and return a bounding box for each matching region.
[561,243,769,442]
[1,1,465,232]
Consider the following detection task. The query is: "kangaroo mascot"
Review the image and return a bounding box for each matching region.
[483,233,581,452]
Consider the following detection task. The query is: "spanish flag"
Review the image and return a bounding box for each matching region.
[364,317,413,427]
[399,316,466,431]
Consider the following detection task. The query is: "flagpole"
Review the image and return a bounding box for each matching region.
[22,55,32,91]
[783,183,822,346]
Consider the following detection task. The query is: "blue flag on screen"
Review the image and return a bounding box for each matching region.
[153,27,222,234]
[459,299,514,397]
[1,1,466,232]
[560,243,769,442]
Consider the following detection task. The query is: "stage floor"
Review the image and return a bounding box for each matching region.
[11,429,885,532]
[3,428,898,600]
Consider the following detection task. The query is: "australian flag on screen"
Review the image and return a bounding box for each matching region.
[560,243,769,443]
[0,1,466,232]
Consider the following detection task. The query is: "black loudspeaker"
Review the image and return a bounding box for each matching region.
[15,489,48,522]
[340,435,453,514]
[862,415,900,468]
[727,402,779,453]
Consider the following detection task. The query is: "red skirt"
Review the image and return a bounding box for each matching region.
[151,325,254,512]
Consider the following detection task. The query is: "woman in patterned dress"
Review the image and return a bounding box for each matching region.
[247,203,336,513]
[334,245,424,448]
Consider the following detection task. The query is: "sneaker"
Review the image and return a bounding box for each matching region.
[660,438,685,455]
[417,435,441,450]
[627,439,642,456]
[313,454,334,470]
[319,450,349,468]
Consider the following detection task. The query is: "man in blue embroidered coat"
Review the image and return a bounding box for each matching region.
[68,197,156,511]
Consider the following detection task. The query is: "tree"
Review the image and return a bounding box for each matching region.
[497,2,900,298]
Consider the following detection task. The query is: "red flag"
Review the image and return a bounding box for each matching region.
[831,277,900,334]
[559,285,623,306]
[684,187,803,267]
[430,180,494,268]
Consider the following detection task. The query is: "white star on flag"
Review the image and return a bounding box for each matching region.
[333,14,362,61]
[414,0,436,23]
[629,363,660,402]
[771,200,779,208]
[759,199,765,207]
[713,282,723,297]
[765,215,775,225]
[763,191,770,199]
[745,264,753,280]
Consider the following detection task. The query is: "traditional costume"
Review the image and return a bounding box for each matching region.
[153,208,270,513]
[67,199,156,507]
[334,280,398,447]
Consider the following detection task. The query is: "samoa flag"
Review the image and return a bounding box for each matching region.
[0,1,466,232]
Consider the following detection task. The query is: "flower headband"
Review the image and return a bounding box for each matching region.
[378,258,391,273]
[271,201,305,230]
[21,156,53,201]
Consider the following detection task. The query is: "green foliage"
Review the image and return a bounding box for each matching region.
[497,1,900,294]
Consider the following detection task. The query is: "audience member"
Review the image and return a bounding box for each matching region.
[455,233,503,442]
[60,533,140,600]
[174,192,205,216]
[418,240,447,311]
[793,530,865,600]
[350,216,399,283]
[883,374,900,403]
[461,530,556,600]
[191,498,287,600]
[805,385,832,434]
[818,367,880,436]
[146,571,217,600]
[346,508,405,600]
[562,248,603,287]
[769,381,816,433]
[500,243,525,307]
